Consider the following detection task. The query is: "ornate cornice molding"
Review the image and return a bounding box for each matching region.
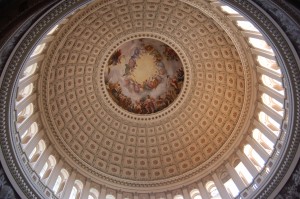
[0,0,299,198]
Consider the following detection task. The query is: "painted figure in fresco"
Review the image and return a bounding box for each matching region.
[132,47,141,59]
[144,95,155,113]
[123,47,141,76]
[108,49,122,65]
[157,62,166,75]
[163,45,180,61]
[144,44,154,52]
[133,82,142,93]
[156,96,167,111]
[177,67,184,82]
[169,76,179,90]
[108,83,121,100]
[133,100,142,114]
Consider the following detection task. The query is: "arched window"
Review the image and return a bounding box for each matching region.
[252,129,274,154]
[39,155,56,180]
[257,56,281,73]
[28,139,46,163]
[224,178,239,198]
[17,103,34,124]
[193,196,202,199]
[53,175,62,194]
[47,25,59,35]
[40,162,49,179]
[259,111,280,136]
[235,162,253,185]
[261,93,283,114]
[69,180,83,199]
[88,188,99,199]
[173,195,184,199]
[53,169,69,195]
[249,38,273,53]
[30,43,46,57]
[244,144,265,170]
[21,122,38,145]
[206,181,221,199]
[261,75,284,94]
[190,189,202,199]
[220,6,238,14]
[236,21,259,32]
[22,63,38,78]
[106,194,116,199]
[17,83,34,102]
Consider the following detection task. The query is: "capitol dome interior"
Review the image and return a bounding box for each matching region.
[0,0,300,199]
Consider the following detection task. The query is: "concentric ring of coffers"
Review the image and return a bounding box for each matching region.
[37,0,254,188]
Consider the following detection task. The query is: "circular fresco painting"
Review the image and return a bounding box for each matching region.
[105,38,184,114]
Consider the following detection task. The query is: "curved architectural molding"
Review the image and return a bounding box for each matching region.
[0,0,299,198]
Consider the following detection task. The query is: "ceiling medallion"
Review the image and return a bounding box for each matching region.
[105,38,184,114]
[98,33,190,122]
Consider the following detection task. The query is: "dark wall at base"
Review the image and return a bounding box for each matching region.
[0,163,19,199]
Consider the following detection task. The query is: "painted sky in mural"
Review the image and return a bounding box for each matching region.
[104,39,184,114]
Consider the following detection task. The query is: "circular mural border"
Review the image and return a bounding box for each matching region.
[97,32,191,121]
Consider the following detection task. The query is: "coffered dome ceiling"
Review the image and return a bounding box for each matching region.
[39,0,254,188]
[3,0,300,198]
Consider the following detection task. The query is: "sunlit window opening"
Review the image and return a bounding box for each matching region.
[237,21,259,32]
[22,63,38,78]
[206,181,221,199]
[30,43,46,57]
[259,111,281,136]
[106,194,116,199]
[173,195,184,199]
[193,195,202,199]
[53,169,69,195]
[53,176,62,194]
[69,180,83,199]
[257,56,281,73]
[21,122,38,145]
[28,139,46,163]
[221,6,239,14]
[261,75,284,94]
[17,83,33,102]
[252,129,274,154]
[39,155,56,180]
[17,103,34,124]
[244,144,265,170]
[47,25,59,35]
[39,162,49,179]
[235,162,253,185]
[88,188,99,199]
[249,38,273,54]
[261,93,284,115]
[190,189,202,199]
[224,178,240,198]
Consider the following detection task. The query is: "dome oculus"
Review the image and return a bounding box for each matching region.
[104,38,184,114]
